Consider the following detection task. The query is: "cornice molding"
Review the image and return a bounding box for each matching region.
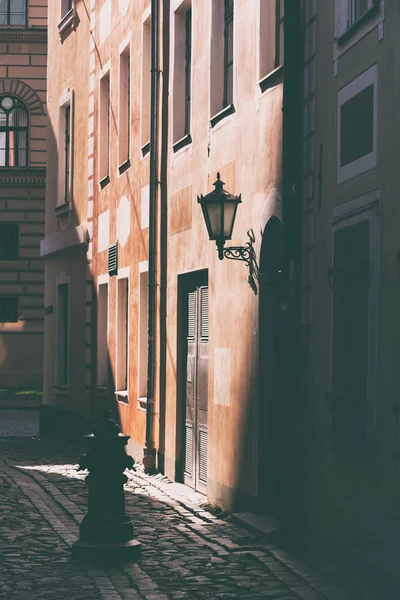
[0,28,47,43]
[0,167,46,186]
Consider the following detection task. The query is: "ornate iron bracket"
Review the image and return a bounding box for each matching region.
[217,229,259,293]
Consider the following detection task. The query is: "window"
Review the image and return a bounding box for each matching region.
[97,281,108,388]
[0,96,28,168]
[0,0,26,26]
[61,0,73,18]
[210,0,235,119]
[330,193,379,440]
[337,64,378,184]
[259,0,284,81]
[141,12,151,154]
[56,283,69,385]
[57,91,73,205]
[138,267,148,401]
[0,224,18,260]
[116,276,129,397]
[184,9,192,136]
[172,3,192,146]
[334,0,381,47]
[223,0,233,108]
[350,0,371,26]
[0,297,18,322]
[99,71,110,182]
[119,44,131,170]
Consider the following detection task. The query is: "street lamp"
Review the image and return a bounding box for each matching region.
[197,173,259,292]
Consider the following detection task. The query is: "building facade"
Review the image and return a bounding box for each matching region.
[43,0,304,514]
[305,0,400,580]
[0,0,47,388]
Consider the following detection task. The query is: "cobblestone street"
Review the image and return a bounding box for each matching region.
[0,411,398,600]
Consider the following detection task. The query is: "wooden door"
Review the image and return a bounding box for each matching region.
[183,285,208,493]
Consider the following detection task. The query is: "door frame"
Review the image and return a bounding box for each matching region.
[176,269,208,488]
[258,216,284,516]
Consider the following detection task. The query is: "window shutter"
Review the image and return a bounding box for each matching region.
[335,0,348,38]
[184,424,193,476]
[199,429,208,484]
[199,286,209,341]
[188,291,196,340]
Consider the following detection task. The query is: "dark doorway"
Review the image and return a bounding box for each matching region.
[177,270,209,495]
[258,217,284,517]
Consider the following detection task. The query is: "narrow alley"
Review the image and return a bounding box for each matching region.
[0,409,397,600]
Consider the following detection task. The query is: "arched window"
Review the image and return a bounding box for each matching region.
[0,96,29,168]
[0,0,27,26]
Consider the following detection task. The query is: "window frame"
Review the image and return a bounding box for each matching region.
[96,276,109,389]
[184,7,192,137]
[330,191,380,441]
[0,95,29,168]
[115,267,130,403]
[55,273,70,387]
[140,7,151,156]
[334,0,383,61]
[223,0,233,109]
[172,0,193,149]
[0,0,27,27]
[57,89,74,207]
[118,39,131,172]
[337,64,378,184]
[99,65,111,185]
[349,0,374,28]
[138,261,149,408]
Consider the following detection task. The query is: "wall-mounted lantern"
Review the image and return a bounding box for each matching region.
[197,173,259,292]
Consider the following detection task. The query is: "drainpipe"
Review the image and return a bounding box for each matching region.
[281,0,303,536]
[143,0,160,472]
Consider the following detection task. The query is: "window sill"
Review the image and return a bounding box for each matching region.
[54,201,72,218]
[96,385,108,397]
[99,174,110,189]
[141,142,150,157]
[210,104,235,128]
[115,390,129,404]
[58,9,76,37]
[337,2,379,45]
[172,133,192,153]
[138,396,147,411]
[53,384,70,397]
[118,159,131,175]
[259,65,283,94]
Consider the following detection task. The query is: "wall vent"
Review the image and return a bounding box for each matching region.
[108,242,118,276]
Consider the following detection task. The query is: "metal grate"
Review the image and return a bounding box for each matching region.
[200,286,209,341]
[188,291,195,340]
[199,429,208,483]
[108,242,118,276]
[184,425,193,476]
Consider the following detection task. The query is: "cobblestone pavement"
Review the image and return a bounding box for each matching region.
[0,434,398,599]
[0,409,39,437]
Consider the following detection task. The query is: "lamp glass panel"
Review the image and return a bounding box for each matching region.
[206,202,222,239]
[223,201,237,238]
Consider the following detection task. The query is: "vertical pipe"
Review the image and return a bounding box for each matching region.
[144,0,160,471]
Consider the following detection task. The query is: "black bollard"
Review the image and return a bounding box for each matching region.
[72,410,141,560]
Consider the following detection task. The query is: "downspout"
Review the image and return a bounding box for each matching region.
[281,0,303,535]
[143,0,160,472]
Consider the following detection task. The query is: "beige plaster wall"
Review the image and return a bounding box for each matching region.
[165,0,284,509]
